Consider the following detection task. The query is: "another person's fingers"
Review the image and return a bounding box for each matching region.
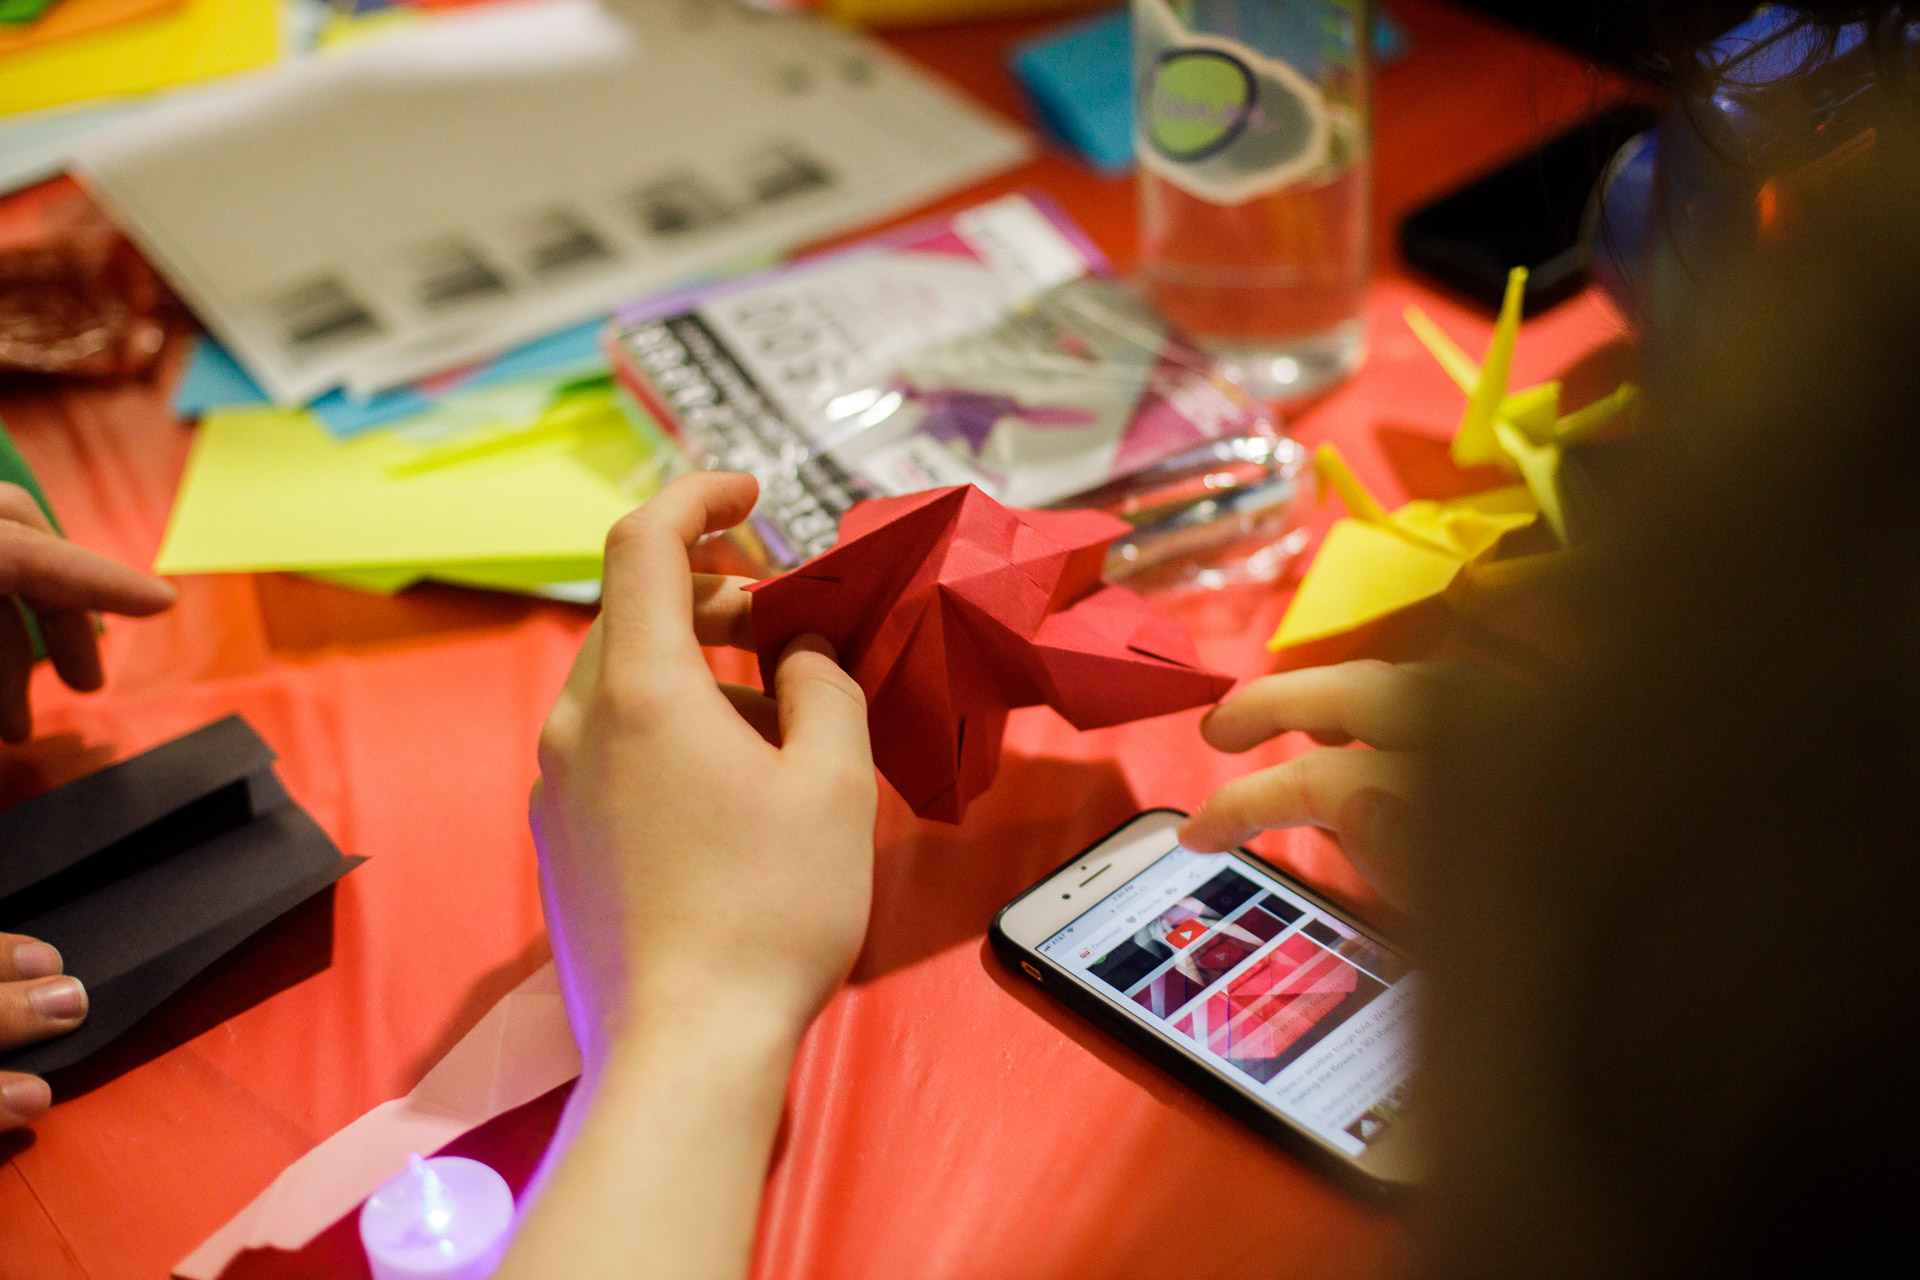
[0,524,177,616]
[692,574,757,651]
[773,634,872,775]
[598,473,759,676]
[0,974,87,1049]
[719,682,781,746]
[0,600,33,744]
[1202,662,1436,754]
[1179,747,1419,854]
[0,935,63,983]
[37,606,104,693]
[0,1072,49,1131]
[0,489,102,678]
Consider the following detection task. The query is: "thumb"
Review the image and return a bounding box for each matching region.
[774,634,872,769]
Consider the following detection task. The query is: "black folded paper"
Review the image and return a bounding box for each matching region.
[0,716,363,1075]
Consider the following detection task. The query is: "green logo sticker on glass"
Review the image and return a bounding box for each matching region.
[1145,48,1257,162]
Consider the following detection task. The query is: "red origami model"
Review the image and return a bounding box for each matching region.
[748,485,1237,822]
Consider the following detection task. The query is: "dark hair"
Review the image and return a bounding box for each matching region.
[1413,90,1920,1280]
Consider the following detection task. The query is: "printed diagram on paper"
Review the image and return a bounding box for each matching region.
[75,0,1031,403]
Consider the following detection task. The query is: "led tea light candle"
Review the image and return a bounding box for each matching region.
[360,1154,515,1280]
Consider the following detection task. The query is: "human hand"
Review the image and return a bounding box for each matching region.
[0,933,87,1132]
[1179,661,1443,914]
[1,481,177,743]
[530,472,878,1070]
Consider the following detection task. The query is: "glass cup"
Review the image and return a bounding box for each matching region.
[1135,0,1372,403]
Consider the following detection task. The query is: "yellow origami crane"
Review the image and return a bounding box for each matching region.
[1267,446,1538,651]
[1405,267,1639,543]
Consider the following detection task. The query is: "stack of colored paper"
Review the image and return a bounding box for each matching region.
[154,372,670,601]
[0,0,277,117]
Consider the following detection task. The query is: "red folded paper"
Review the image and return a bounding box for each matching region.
[748,485,1236,822]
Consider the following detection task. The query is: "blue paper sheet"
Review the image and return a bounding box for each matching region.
[172,318,609,439]
[1012,5,1407,176]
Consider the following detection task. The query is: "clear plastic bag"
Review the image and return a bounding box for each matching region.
[612,216,1305,585]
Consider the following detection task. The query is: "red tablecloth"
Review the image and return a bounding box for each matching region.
[0,5,1639,1277]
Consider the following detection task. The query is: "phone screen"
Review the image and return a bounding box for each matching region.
[1037,845,1414,1158]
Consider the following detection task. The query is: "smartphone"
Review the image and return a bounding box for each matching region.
[1399,102,1664,314]
[990,809,1418,1201]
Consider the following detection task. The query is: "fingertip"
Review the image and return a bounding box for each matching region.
[1,1075,49,1124]
[141,577,180,612]
[783,631,838,664]
[1176,813,1229,853]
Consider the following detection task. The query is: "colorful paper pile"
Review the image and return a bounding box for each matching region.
[155,374,667,600]
[1269,267,1639,652]
[0,0,277,117]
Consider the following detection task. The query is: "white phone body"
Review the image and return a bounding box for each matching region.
[991,809,1420,1198]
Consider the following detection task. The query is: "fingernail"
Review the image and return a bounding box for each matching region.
[793,633,838,661]
[28,977,85,1021]
[11,942,61,980]
[1,1077,49,1120]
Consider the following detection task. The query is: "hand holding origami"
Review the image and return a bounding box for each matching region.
[749,485,1236,821]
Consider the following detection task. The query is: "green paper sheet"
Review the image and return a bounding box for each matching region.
[0,416,60,659]
[0,0,61,24]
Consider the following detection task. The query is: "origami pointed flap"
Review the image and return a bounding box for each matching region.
[834,485,971,545]
[1454,266,1528,469]
[1403,306,1480,395]
[1501,381,1563,445]
[1495,421,1571,544]
[1314,445,1394,527]
[1270,519,1469,650]
[1032,596,1234,730]
[1553,382,1638,445]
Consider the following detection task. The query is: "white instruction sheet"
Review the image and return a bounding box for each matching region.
[76,0,1030,403]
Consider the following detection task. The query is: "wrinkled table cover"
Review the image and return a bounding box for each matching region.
[0,5,1646,1276]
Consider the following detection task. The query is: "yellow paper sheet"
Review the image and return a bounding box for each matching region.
[155,400,652,578]
[313,558,604,598]
[0,0,277,118]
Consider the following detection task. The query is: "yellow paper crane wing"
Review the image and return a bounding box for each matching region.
[1495,383,1641,544]
[1271,520,1470,648]
[1269,447,1538,650]
[1553,382,1638,445]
